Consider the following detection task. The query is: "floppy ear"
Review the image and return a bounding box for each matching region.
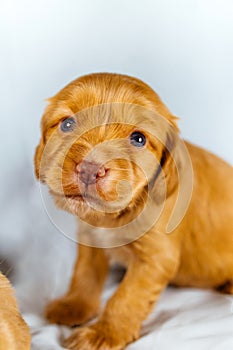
[34,137,45,182]
[151,125,179,202]
[151,124,193,233]
[34,103,52,182]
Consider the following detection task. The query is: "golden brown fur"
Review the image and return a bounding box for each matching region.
[0,272,30,350]
[35,73,233,349]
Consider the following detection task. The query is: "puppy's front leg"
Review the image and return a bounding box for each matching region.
[65,233,179,350]
[46,244,109,326]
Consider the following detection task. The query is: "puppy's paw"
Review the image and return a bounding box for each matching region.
[63,325,124,350]
[45,294,99,327]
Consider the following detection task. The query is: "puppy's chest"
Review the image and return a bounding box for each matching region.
[88,227,133,267]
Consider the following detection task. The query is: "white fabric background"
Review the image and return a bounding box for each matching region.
[0,1,233,349]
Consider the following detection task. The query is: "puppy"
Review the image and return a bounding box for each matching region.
[35,73,233,350]
[0,272,30,350]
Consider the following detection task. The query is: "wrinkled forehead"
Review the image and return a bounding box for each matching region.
[43,102,169,144]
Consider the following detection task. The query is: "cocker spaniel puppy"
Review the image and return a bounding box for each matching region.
[35,73,233,350]
[0,272,30,350]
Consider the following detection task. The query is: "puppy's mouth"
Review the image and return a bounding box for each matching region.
[50,190,100,204]
[50,187,133,216]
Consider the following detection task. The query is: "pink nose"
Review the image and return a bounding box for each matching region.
[76,161,106,185]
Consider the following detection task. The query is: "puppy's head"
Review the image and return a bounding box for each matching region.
[35,73,179,227]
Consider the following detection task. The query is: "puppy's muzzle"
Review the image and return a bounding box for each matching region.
[76,161,106,186]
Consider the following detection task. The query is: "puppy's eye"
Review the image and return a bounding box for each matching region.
[60,117,76,132]
[130,132,146,147]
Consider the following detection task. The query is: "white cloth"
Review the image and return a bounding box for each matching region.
[22,286,233,350]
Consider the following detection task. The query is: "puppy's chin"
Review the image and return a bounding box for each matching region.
[53,192,93,220]
[50,187,145,228]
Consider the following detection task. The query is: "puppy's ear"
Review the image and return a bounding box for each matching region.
[151,125,179,201]
[34,102,52,182]
[34,137,45,182]
[151,124,193,233]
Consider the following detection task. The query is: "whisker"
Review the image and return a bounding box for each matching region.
[4,265,13,278]
[109,168,129,172]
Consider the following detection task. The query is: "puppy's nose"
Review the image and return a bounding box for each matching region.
[76,161,106,185]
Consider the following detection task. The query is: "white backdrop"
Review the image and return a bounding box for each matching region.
[1,0,233,165]
[0,1,233,349]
